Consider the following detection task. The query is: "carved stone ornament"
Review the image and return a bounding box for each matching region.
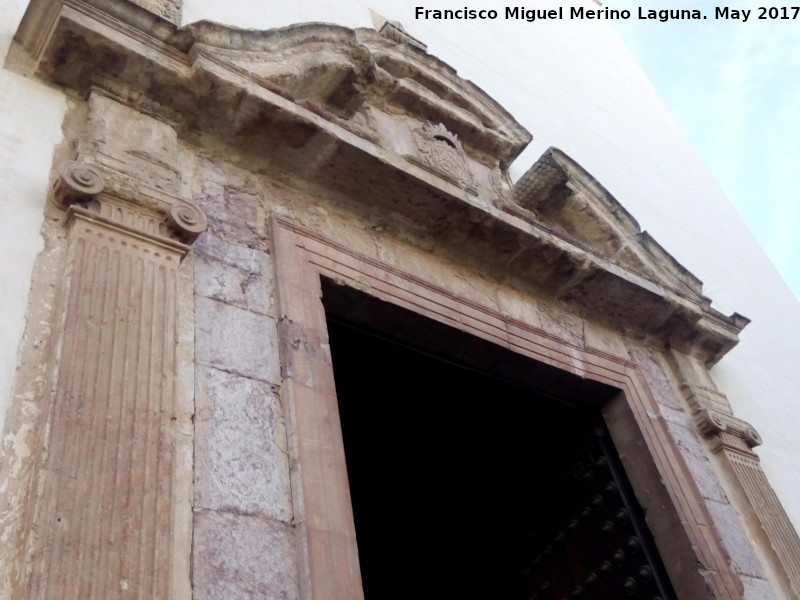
[489,168,509,204]
[413,122,477,192]
[167,202,208,243]
[695,408,763,449]
[53,161,105,206]
[50,157,207,250]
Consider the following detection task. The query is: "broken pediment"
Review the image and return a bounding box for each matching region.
[186,21,528,162]
[176,21,531,169]
[177,22,376,120]
[513,147,705,300]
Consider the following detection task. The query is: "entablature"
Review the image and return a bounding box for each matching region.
[10,0,747,367]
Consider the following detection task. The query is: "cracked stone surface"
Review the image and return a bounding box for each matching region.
[194,365,292,523]
[194,295,280,383]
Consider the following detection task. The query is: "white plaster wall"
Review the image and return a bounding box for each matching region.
[181,0,800,532]
[0,2,66,435]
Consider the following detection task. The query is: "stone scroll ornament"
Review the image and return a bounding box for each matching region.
[53,161,105,206]
[414,122,477,192]
[695,408,764,449]
[167,202,208,243]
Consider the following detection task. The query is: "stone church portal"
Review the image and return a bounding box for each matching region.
[1,1,800,598]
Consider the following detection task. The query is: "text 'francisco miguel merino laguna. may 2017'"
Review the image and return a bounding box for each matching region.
[415,6,796,22]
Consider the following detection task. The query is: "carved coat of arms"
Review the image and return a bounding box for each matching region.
[413,122,476,191]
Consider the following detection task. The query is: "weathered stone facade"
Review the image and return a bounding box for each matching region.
[2,0,800,598]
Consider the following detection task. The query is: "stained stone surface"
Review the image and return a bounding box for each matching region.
[627,347,684,411]
[194,365,291,521]
[742,575,781,600]
[194,295,280,383]
[194,182,266,249]
[81,93,181,193]
[665,418,730,504]
[193,510,299,600]
[195,233,274,316]
[707,499,769,580]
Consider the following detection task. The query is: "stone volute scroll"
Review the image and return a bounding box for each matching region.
[53,92,208,253]
[695,408,764,452]
[167,201,209,244]
[53,161,105,206]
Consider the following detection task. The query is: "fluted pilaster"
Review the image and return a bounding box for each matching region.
[24,201,192,598]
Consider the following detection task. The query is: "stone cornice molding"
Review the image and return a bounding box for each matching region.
[675,369,763,455]
[11,0,745,365]
[65,203,191,253]
[177,21,531,166]
[515,148,716,302]
[512,148,750,363]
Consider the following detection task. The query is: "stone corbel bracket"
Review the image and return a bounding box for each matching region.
[679,380,762,454]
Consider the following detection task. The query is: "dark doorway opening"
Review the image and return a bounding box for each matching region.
[322,280,676,600]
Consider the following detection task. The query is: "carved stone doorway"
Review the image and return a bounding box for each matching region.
[323,282,677,600]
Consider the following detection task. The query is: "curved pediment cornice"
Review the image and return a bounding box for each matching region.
[176,20,532,167]
[13,3,530,167]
